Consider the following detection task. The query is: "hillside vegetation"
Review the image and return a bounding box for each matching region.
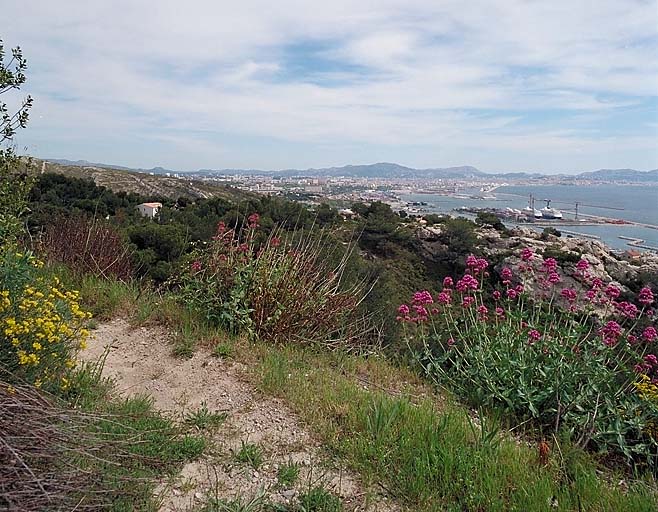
[2,54,657,510]
[2,155,657,510]
[35,159,253,202]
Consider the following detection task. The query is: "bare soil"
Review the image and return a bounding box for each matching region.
[80,319,400,511]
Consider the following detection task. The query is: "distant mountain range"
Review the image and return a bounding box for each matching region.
[46,159,658,182]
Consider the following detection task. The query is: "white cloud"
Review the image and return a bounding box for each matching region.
[2,0,657,171]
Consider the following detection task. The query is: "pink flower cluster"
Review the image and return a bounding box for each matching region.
[437,291,452,305]
[615,301,639,319]
[397,249,658,365]
[466,254,489,275]
[520,248,534,261]
[248,212,260,228]
[528,329,542,343]
[456,274,479,292]
[600,320,623,347]
[542,258,558,272]
[644,326,657,343]
[560,288,577,303]
[639,286,654,306]
[413,290,434,305]
[635,353,658,378]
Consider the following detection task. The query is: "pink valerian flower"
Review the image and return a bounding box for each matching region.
[591,278,604,290]
[437,291,452,305]
[477,305,489,319]
[548,271,561,284]
[528,329,542,343]
[248,212,260,228]
[492,290,501,301]
[515,284,524,293]
[191,260,202,272]
[627,334,638,345]
[615,301,639,319]
[500,267,513,284]
[520,248,534,261]
[560,288,577,303]
[495,306,505,317]
[465,256,489,275]
[270,237,281,248]
[576,258,590,271]
[643,326,657,343]
[447,338,456,347]
[542,258,558,272]
[585,289,597,302]
[456,274,479,292]
[634,363,650,373]
[413,290,434,305]
[466,254,479,268]
[398,304,410,316]
[605,283,621,299]
[462,296,475,308]
[600,320,623,346]
[413,305,429,318]
[639,286,654,306]
[216,221,227,234]
[644,354,658,366]
[506,288,519,300]
[648,309,655,318]
[443,276,454,288]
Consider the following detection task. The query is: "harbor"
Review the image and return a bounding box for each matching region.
[400,187,658,253]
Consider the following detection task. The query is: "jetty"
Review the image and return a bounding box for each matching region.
[618,236,658,251]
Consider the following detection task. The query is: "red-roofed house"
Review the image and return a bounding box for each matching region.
[136,202,162,218]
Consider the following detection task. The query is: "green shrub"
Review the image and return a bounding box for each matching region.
[176,215,370,346]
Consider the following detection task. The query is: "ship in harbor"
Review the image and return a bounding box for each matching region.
[540,199,563,219]
[522,194,543,219]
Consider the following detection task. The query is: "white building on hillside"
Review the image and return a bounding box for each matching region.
[136,202,162,218]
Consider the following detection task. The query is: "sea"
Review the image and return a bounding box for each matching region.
[400,184,658,252]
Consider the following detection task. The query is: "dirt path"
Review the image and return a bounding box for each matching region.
[81,320,400,511]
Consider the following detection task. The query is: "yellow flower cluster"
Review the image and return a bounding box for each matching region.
[634,374,658,403]
[634,374,658,440]
[1,263,91,391]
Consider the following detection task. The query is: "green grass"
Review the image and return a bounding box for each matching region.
[67,278,657,511]
[277,460,301,487]
[74,272,141,319]
[297,486,342,512]
[235,441,265,469]
[201,492,267,512]
[61,357,207,511]
[185,401,229,430]
[252,343,658,512]
[213,341,234,358]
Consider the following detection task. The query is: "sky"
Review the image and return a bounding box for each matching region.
[2,0,658,173]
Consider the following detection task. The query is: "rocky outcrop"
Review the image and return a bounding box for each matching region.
[478,226,658,296]
[418,223,657,297]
